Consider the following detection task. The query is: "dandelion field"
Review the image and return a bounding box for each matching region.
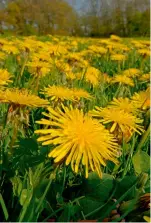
[0,34,150,222]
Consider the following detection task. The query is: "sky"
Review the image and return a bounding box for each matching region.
[65,0,86,13]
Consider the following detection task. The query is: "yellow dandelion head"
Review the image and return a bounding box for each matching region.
[88,45,107,54]
[72,88,93,100]
[110,35,122,42]
[100,73,112,84]
[49,45,68,56]
[131,88,150,110]
[139,73,150,82]
[122,68,141,78]
[112,74,134,86]
[90,107,144,135]
[111,54,126,61]
[65,71,76,80]
[137,49,150,57]
[42,85,75,102]
[131,41,144,49]
[35,106,119,178]
[55,61,70,73]
[85,67,100,86]
[2,44,19,55]
[0,69,13,86]
[0,51,7,60]
[108,97,138,114]
[0,88,49,107]
[27,60,51,69]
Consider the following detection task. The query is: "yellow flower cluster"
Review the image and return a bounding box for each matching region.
[0,34,149,179]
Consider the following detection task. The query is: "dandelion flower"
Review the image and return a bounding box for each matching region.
[2,44,19,55]
[88,45,107,55]
[137,49,150,58]
[111,54,126,62]
[139,73,150,82]
[0,88,49,107]
[42,85,75,102]
[0,51,7,60]
[131,87,150,110]
[72,88,93,100]
[108,97,138,114]
[122,68,141,78]
[90,107,144,135]
[110,35,122,42]
[35,106,119,178]
[0,69,13,86]
[112,74,134,87]
[66,71,76,80]
[85,67,100,86]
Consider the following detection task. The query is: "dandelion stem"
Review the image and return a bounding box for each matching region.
[136,123,150,152]
[16,54,28,86]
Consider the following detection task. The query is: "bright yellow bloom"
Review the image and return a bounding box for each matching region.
[108,97,138,114]
[90,107,144,135]
[2,44,19,55]
[88,45,107,55]
[131,87,150,110]
[65,71,76,80]
[66,53,89,67]
[139,73,150,82]
[131,41,144,49]
[32,51,53,63]
[0,51,7,60]
[72,88,92,100]
[122,68,141,78]
[0,69,13,86]
[0,88,49,107]
[27,60,52,77]
[35,106,119,178]
[111,54,126,61]
[16,38,43,52]
[85,67,100,86]
[27,60,51,69]
[110,35,121,42]
[140,40,150,47]
[100,73,112,84]
[42,85,92,102]
[42,85,75,102]
[137,49,150,57]
[112,74,134,86]
[49,45,68,56]
[55,61,70,73]
[0,38,9,45]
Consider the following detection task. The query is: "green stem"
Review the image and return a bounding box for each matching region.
[114,83,122,98]
[122,135,136,178]
[136,123,150,152]
[35,169,57,214]
[16,54,28,86]
[0,193,9,220]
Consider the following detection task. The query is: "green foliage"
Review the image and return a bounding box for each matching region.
[0,0,149,36]
[132,151,150,174]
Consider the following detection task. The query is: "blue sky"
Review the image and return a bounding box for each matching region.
[66,0,86,12]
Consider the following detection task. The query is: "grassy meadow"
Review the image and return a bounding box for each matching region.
[0,34,150,222]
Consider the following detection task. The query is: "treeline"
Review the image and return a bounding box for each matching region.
[0,0,150,37]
